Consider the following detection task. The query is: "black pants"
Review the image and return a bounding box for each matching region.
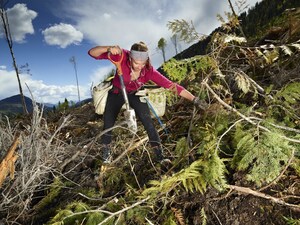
[101,90,161,147]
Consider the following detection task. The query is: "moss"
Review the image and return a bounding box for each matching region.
[33,177,64,212]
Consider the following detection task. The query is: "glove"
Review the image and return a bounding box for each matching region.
[193,97,208,110]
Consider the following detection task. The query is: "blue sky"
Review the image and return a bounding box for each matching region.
[0,0,261,104]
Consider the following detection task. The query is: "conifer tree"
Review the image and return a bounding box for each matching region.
[157,37,167,62]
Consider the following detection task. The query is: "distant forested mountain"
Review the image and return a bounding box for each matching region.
[0,95,53,116]
[240,0,300,38]
[168,0,300,61]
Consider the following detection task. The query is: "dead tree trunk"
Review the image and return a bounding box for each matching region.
[70,56,81,103]
[227,0,247,39]
[0,135,19,187]
[0,3,28,114]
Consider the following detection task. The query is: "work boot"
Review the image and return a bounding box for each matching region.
[153,147,163,163]
[101,145,112,164]
[153,147,172,172]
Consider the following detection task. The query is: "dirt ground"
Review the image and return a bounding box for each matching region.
[28,102,299,225]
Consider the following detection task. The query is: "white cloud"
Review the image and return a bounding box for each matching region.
[42,23,83,48]
[0,68,91,104]
[0,0,263,104]
[0,3,37,43]
[89,64,115,85]
[60,0,262,67]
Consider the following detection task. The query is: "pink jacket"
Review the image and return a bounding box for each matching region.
[89,49,184,94]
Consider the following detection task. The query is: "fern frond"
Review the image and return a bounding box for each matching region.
[283,216,300,225]
[49,209,74,224]
[162,56,215,83]
[162,58,187,83]
[262,49,279,64]
[280,45,293,56]
[66,201,89,212]
[242,40,300,68]
[224,34,246,44]
[48,201,93,225]
[142,160,208,198]
[200,207,207,225]
[291,157,300,176]
[233,128,294,187]
[274,82,300,105]
[201,152,228,191]
[234,72,251,94]
[254,48,264,56]
[177,160,208,193]
[231,126,254,168]
[171,207,185,225]
[174,137,189,156]
[142,153,227,200]
[125,206,149,224]
[85,212,106,225]
[167,19,206,43]
[290,43,300,50]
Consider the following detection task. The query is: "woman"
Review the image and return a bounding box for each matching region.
[88,41,203,164]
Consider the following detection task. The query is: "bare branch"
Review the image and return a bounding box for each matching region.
[229,185,300,211]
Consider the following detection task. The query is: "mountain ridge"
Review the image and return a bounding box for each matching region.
[0,94,54,115]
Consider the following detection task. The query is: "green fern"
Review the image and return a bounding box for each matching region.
[291,134,300,176]
[265,82,300,125]
[125,206,149,224]
[181,160,209,193]
[231,129,257,168]
[162,217,178,225]
[283,216,300,225]
[240,39,300,68]
[167,19,204,43]
[232,127,294,187]
[234,72,251,94]
[162,56,215,83]
[48,201,109,225]
[142,153,227,200]
[174,137,189,161]
[200,207,207,225]
[274,82,300,105]
[223,34,246,44]
[291,157,300,176]
[48,208,77,225]
[200,129,228,190]
[142,159,207,197]
[202,152,228,191]
[85,212,106,225]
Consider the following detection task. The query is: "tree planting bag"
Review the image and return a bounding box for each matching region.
[92,82,113,115]
[136,87,166,117]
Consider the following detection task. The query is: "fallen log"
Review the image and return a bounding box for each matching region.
[0,135,20,187]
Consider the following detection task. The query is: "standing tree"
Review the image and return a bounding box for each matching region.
[69,56,81,103]
[0,0,28,114]
[170,34,179,55]
[157,37,167,63]
[227,0,246,39]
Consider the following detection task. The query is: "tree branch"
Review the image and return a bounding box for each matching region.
[229,185,300,211]
[97,196,150,225]
[202,79,300,144]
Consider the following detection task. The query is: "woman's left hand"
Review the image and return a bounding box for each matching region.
[193,97,208,110]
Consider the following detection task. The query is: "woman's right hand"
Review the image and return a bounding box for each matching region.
[108,45,121,55]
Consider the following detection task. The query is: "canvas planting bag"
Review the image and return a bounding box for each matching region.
[136,87,166,117]
[92,82,113,115]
